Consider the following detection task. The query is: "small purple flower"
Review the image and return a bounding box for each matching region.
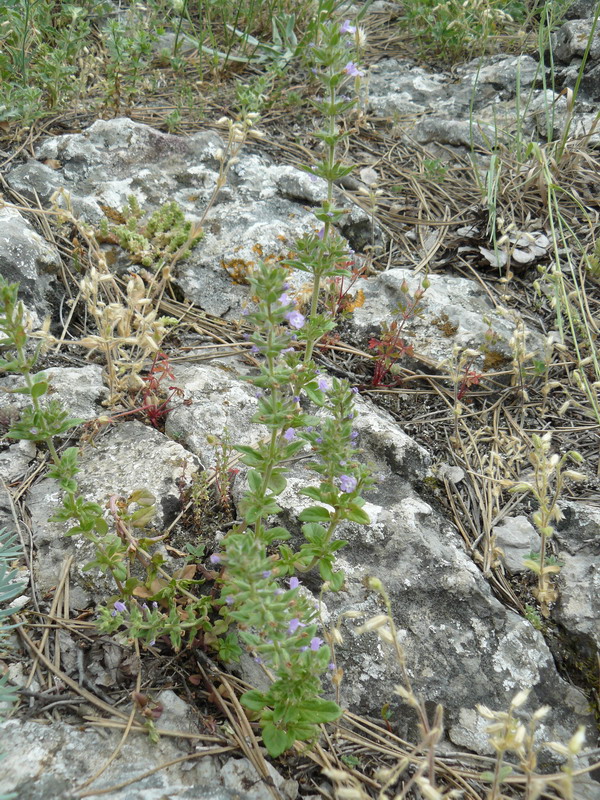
[152,601,158,609]
[293,395,300,402]
[283,428,296,442]
[317,376,328,391]
[316,437,323,444]
[317,226,325,240]
[310,637,323,651]
[351,386,359,394]
[300,646,308,652]
[254,656,263,664]
[285,310,305,329]
[288,576,300,589]
[288,618,302,634]
[225,595,234,605]
[210,553,221,564]
[281,346,294,355]
[149,640,156,646]
[141,603,149,612]
[251,344,260,354]
[113,600,127,613]
[351,430,359,440]
[278,292,290,305]
[340,19,356,34]
[339,474,357,493]
[262,570,271,579]
[343,61,364,77]
[274,588,285,596]
[328,662,336,671]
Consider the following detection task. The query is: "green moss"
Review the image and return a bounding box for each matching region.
[97,196,202,267]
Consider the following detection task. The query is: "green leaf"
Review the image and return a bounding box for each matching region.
[299,487,323,501]
[297,698,342,724]
[267,471,287,496]
[328,570,345,592]
[344,504,370,525]
[247,469,262,492]
[30,380,48,399]
[304,385,326,406]
[240,689,268,712]
[299,506,331,523]
[263,526,290,543]
[233,445,264,468]
[262,723,295,757]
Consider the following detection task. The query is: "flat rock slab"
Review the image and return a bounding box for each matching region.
[0,717,294,800]
[27,420,199,610]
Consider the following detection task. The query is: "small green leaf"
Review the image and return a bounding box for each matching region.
[297,698,342,724]
[268,472,287,495]
[262,723,294,757]
[30,380,48,399]
[240,689,267,712]
[344,504,370,525]
[247,469,262,492]
[299,506,331,523]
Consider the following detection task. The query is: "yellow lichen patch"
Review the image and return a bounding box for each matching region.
[222,258,256,285]
[344,288,365,313]
[432,313,458,337]
[482,349,510,372]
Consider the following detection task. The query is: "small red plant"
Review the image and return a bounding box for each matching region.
[456,363,482,401]
[367,279,428,387]
[138,351,185,428]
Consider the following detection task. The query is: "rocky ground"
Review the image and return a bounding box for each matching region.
[0,1,599,798]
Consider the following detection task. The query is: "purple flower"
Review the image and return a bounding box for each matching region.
[288,618,302,633]
[351,386,359,394]
[316,437,323,444]
[251,344,260,354]
[210,553,221,564]
[317,227,325,240]
[317,376,328,391]
[113,600,127,613]
[152,601,158,609]
[293,395,300,402]
[328,662,336,671]
[141,603,149,612]
[339,474,357,493]
[274,588,285,596]
[340,19,356,34]
[288,576,300,589]
[343,61,364,77]
[262,570,271,578]
[278,292,290,305]
[310,637,323,651]
[350,430,359,440]
[225,595,234,605]
[285,310,305,329]
[283,428,296,441]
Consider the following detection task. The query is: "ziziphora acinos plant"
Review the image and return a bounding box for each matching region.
[214,9,371,757]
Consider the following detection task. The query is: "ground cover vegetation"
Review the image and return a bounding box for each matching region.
[0,0,599,797]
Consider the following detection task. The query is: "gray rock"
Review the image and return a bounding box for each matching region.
[564,0,599,20]
[349,267,539,369]
[0,364,107,422]
[6,118,377,322]
[493,515,540,573]
[0,718,252,800]
[26,420,200,609]
[554,502,600,654]
[168,362,594,756]
[0,205,62,319]
[553,18,600,63]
